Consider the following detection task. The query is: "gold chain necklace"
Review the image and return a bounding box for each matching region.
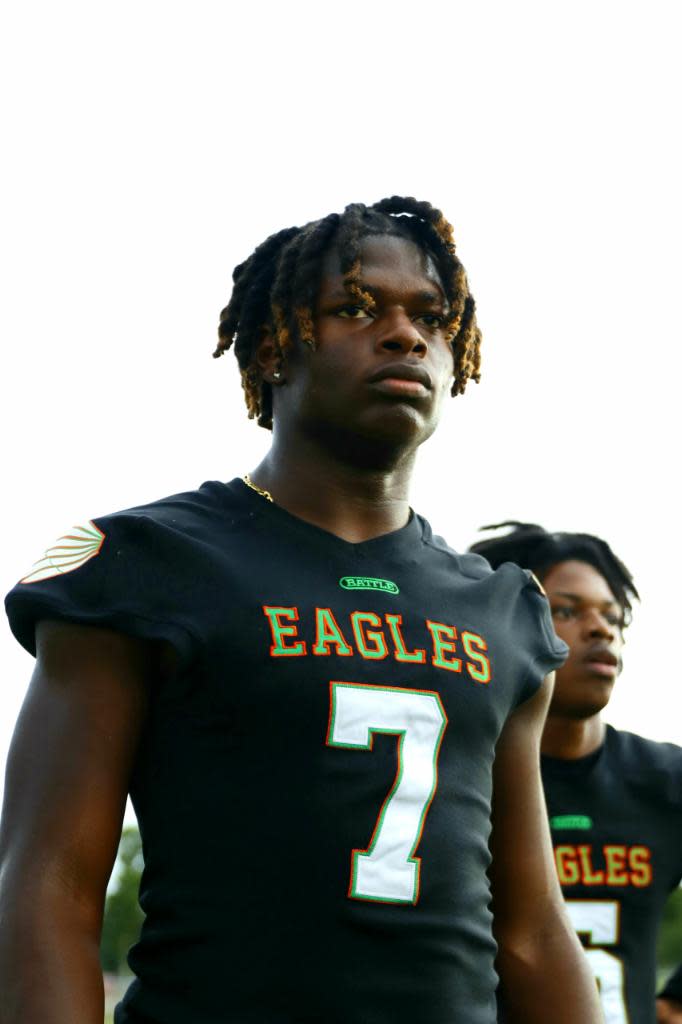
[243,474,274,503]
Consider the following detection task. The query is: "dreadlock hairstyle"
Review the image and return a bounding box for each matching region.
[213,196,481,429]
[469,522,639,626]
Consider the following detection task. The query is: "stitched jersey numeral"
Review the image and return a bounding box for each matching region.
[326,682,447,904]
[565,900,629,1024]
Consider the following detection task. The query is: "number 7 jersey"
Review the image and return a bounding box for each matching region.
[6,478,568,1024]
[542,729,682,1024]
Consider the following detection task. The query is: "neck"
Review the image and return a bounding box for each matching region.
[248,429,416,543]
[541,713,606,760]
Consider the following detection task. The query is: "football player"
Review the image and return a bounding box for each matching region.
[0,199,602,1024]
[470,522,682,1024]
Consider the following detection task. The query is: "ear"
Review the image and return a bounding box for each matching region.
[255,330,285,385]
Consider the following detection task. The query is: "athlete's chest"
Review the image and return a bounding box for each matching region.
[544,769,681,900]
[193,535,523,752]
[541,759,682,1024]
[143,536,519,910]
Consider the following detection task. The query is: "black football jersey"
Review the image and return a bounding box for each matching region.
[542,728,682,1024]
[6,479,567,1024]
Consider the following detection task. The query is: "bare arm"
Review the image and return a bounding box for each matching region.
[490,674,604,1024]
[0,621,155,1024]
[658,966,682,1022]
[657,999,682,1023]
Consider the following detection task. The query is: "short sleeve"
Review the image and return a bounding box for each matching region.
[514,567,569,706]
[5,511,198,669]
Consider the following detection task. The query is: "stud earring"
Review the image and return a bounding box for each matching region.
[272,370,282,382]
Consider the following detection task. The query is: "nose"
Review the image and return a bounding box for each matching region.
[375,309,427,356]
[582,608,616,642]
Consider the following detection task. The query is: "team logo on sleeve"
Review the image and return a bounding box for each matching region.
[20,522,106,584]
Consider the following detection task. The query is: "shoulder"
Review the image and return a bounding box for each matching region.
[608,725,682,773]
[5,479,252,659]
[607,726,682,806]
[419,519,563,644]
[12,480,247,590]
[420,522,540,591]
[418,523,567,696]
[95,478,247,538]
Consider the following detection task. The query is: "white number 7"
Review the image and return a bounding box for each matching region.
[326,681,447,904]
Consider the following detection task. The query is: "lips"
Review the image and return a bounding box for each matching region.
[582,644,619,680]
[367,363,433,389]
[583,644,618,668]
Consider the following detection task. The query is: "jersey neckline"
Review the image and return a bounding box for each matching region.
[216,477,425,557]
[541,725,617,775]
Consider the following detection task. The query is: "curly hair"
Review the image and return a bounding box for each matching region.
[214,196,481,429]
[469,522,639,626]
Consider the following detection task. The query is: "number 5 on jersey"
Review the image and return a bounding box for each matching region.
[565,900,628,1024]
[326,682,447,904]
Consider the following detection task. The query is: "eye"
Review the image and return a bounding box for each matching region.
[336,305,372,320]
[605,612,624,628]
[552,606,577,621]
[416,314,445,328]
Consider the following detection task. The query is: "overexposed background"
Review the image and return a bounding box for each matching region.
[1,0,680,810]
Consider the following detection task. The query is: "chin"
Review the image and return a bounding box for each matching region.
[557,692,614,720]
[570,703,611,720]
[363,405,439,449]
[315,409,433,467]
[553,676,615,719]
[335,432,415,471]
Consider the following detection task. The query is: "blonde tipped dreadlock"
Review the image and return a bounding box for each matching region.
[214,197,481,429]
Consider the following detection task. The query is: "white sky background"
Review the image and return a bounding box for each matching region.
[1,0,681,810]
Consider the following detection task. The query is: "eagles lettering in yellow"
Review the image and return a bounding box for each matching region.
[262,605,491,683]
[554,844,653,888]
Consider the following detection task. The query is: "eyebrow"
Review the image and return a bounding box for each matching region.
[414,288,444,303]
[323,289,360,302]
[551,591,618,608]
[321,285,445,304]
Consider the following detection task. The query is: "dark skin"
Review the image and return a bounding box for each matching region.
[540,559,682,1023]
[0,623,154,1024]
[250,235,454,543]
[541,560,624,759]
[658,999,682,1023]
[0,235,602,1024]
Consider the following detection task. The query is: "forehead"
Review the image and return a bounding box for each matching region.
[319,233,445,296]
[542,560,617,604]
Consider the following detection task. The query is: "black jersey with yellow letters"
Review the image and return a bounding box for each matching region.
[6,479,567,1024]
[542,729,682,1024]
